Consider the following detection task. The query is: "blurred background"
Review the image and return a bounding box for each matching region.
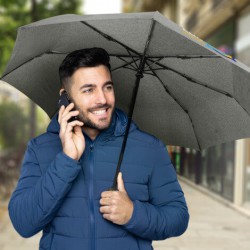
[0,0,250,250]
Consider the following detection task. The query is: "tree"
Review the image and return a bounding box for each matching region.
[0,0,82,75]
[0,0,30,74]
[0,0,82,138]
[0,0,83,201]
[0,101,28,149]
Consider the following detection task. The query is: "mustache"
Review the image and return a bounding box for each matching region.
[88,104,112,112]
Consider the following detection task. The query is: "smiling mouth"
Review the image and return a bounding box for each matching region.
[91,108,108,116]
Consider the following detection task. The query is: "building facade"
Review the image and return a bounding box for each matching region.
[122,0,250,215]
[123,0,178,21]
[178,0,250,216]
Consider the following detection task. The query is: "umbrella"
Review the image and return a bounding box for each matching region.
[2,11,250,151]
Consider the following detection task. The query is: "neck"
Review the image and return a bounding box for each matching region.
[82,126,100,141]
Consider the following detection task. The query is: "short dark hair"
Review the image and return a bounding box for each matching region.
[59,47,111,91]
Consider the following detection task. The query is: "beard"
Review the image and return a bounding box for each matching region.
[75,104,114,131]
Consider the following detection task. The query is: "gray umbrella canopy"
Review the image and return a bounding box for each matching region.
[2,11,250,150]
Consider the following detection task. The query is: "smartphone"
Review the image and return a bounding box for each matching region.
[58,91,79,122]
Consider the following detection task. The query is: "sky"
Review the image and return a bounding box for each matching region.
[83,0,122,14]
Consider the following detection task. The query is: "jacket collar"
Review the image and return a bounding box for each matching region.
[47,108,137,141]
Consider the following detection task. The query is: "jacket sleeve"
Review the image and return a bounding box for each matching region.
[8,140,82,238]
[123,141,189,240]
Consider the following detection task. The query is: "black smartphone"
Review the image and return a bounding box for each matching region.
[58,91,79,122]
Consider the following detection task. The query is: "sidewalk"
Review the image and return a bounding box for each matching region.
[1,179,250,250]
[154,179,250,250]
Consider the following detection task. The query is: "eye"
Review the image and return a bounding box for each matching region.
[105,85,113,91]
[83,88,93,93]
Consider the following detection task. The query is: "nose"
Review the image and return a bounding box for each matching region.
[95,89,107,105]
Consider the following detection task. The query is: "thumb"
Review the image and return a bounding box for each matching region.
[117,172,126,192]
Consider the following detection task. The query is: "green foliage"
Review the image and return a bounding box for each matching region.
[0,0,83,147]
[0,0,30,74]
[35,105,50,136]
[0,101,28,149]
[0,0,82,75]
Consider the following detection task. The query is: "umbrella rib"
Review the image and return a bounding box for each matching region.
[147,58,233,97]
[1,51,68,79]
[144,57,165,71]
[109,54,140,57]
[112,62,139,72]
[143,55,222,72]
[123,66,139,71]
[112,57,140,72]
[156,55,220,59]
[1,53,51,79]
[125,48,140,69]
[111,55,220,59]
[0,50,140,79]
[146,61,202,150]
[144,55,221,71]
[80,21,141,59]
[111,50,140,69]
[143,72,155,76]
[144,67,164,72]
[233,98,250,117]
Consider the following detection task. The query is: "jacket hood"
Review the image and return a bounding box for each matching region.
[47,108,137,138]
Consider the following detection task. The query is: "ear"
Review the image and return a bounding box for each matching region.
[59,88,65,96]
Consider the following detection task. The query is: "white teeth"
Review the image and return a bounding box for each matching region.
[92,109,106,115]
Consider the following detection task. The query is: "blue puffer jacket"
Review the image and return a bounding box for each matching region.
[9,108,189,250]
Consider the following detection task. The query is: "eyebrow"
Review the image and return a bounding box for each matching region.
[79,81,113,91]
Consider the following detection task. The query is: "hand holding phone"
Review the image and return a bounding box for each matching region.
[58,91,85,161]
[58,91,79,122]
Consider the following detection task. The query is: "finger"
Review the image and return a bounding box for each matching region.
[59,107,69,136]
[65,120,84,133]
[64,102,75,112]
[60,113,82,136]
[102,213,115,222]
[100,197,112,206]
[117,172,126,193]
[61,110,80,123]
[60,103,75,123]
[59,108,78,134]
[58,105,65,124]
[60,111,79,134]
[99,205,112,214]
[101,191,116,198]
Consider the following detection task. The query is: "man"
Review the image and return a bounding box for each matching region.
[8,48,189,250]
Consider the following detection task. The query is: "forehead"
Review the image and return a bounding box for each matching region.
[71,65,111,85]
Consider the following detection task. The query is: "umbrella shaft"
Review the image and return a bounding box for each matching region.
[111,56,147,190]
[111,20,156,190]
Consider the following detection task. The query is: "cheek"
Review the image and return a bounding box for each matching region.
[109,93,115,105]
[75,96,92,108]
[75,102,88,114]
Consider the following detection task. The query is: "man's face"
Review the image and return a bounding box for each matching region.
[68,65,115,131]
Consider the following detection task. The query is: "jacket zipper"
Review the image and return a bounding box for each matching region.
[89,143,95,250]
